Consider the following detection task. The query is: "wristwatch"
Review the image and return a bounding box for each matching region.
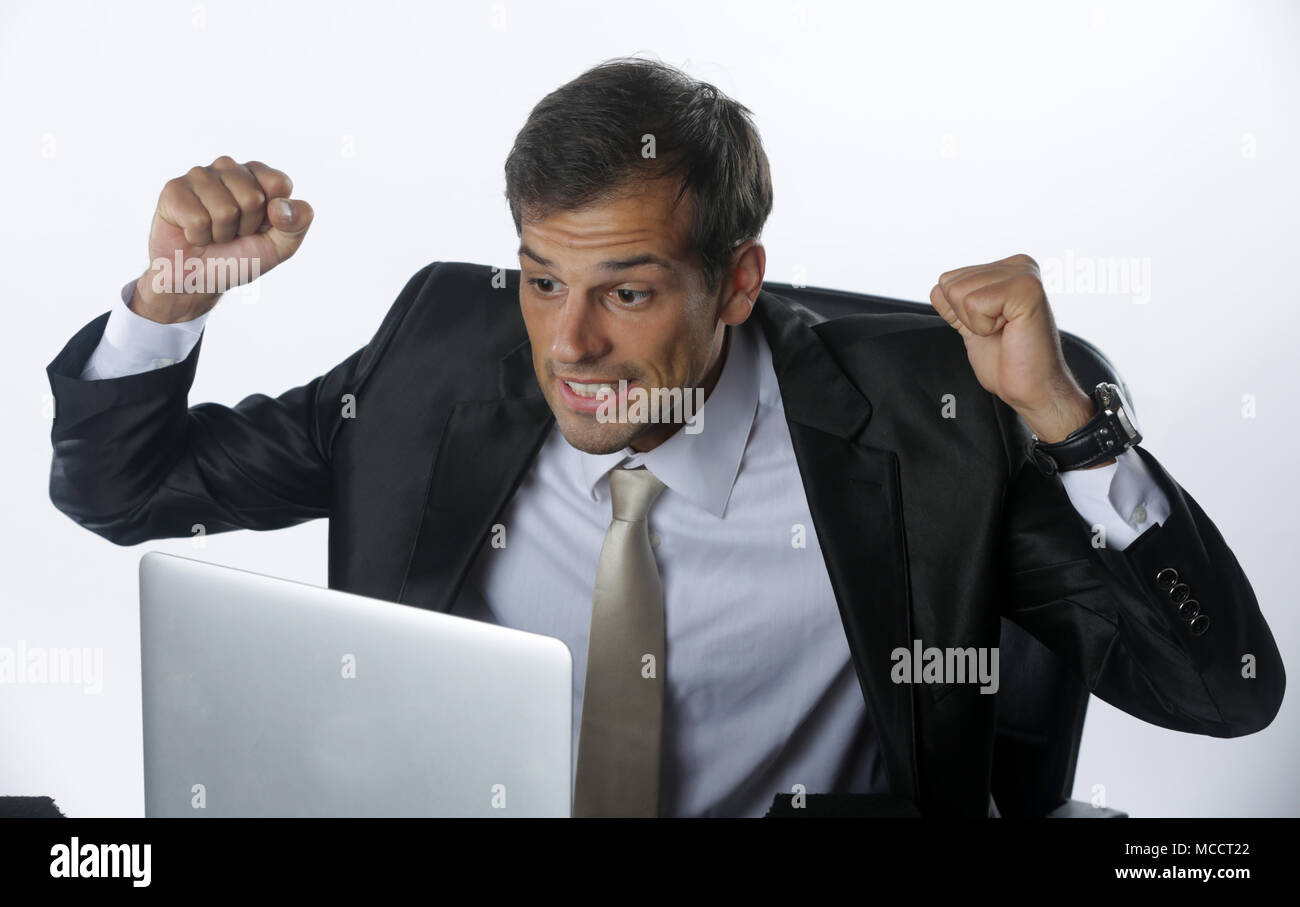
[1027,381,1142,476]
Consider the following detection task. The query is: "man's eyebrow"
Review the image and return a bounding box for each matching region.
[517,244,674,273]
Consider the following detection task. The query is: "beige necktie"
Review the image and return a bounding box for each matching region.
[573,465,668,818]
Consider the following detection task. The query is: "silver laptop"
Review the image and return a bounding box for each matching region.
[139,551,572,817]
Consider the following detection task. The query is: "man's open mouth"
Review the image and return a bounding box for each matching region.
[562,379,620,398]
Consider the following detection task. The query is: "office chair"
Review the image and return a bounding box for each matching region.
[763,279,1130,819]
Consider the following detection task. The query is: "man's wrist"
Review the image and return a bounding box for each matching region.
[1023,387,1129,472]
[129,273,218,325]
[1020,389,1097,444]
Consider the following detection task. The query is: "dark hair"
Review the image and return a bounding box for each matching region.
[504,56,773,294]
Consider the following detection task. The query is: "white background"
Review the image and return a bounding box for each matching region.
[1,0,1295,817]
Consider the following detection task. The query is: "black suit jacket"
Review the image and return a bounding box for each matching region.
[46,261,1285,816]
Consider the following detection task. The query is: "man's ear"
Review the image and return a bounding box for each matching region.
[719,240,766,326]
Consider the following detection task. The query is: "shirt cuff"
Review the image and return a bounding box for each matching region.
[1057,447,1171,551]
[79,279,210,379]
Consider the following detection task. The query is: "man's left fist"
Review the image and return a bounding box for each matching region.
[930,253,1096,445]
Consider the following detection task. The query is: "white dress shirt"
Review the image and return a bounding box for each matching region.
[81,278,1172,816]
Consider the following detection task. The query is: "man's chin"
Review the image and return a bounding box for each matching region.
[553,414,642,455]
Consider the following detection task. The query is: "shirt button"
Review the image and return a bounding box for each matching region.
[1130,504,1147,525]
[649,531,661,549]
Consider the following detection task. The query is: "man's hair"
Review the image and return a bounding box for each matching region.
[504,56,773,294]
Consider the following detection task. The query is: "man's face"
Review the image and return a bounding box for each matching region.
[518,179,741,454]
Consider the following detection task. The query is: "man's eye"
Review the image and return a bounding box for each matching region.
[611,288,651,305]
[528,278,560,294]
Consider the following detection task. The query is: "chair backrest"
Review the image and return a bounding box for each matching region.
[761,280,1128,817]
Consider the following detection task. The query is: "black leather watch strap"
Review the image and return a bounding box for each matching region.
[1027,382,1142,476]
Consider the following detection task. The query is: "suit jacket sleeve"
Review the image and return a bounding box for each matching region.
[45,263,437,546]
[992,393,1284,738]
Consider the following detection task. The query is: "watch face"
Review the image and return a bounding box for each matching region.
[1115,403,1140,441]
[1097,382,1140,439]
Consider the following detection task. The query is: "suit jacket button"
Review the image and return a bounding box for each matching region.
[1178,599,1200,620]
[1168,582,1191,604]
[1156,568,1178,590]
[1189,614,1210,636]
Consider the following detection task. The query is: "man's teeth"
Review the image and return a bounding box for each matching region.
[565,380,618,398]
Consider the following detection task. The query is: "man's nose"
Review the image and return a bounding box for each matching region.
[550,294,610,364]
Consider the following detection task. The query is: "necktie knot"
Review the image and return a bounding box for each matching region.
[608,466,666,523]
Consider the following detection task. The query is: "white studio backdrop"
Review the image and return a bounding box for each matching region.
[1,0,1295,817]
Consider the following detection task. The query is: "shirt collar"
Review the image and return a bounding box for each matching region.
[574,318,761,519]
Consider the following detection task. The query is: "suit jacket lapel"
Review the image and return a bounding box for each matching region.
[397,338,554,614]
[753,290,921,805]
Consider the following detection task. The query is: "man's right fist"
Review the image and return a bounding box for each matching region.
[131,156,313,324]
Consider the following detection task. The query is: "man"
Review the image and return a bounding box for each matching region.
[46,58,1283,817]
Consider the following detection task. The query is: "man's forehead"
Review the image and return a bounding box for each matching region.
[517,181,694,269]
[517,242,676,274]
